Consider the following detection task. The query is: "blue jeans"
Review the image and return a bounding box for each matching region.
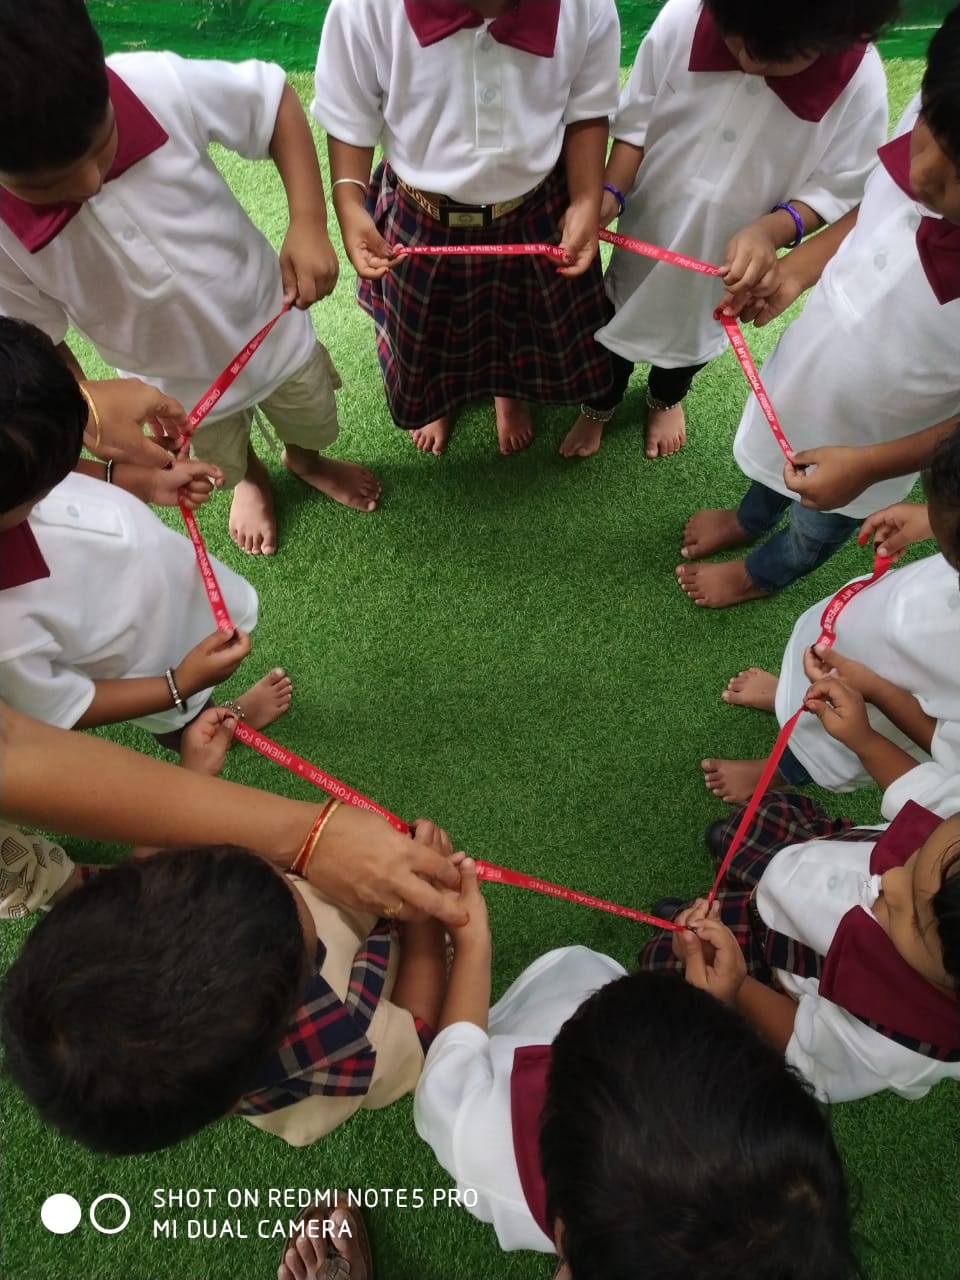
[737,481,860,594]
[778,746,812,785]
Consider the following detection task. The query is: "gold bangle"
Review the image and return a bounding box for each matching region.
[289,799,342,879]
[78,384,103,452]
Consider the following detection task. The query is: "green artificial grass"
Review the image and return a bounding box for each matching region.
[87,0,956,67]
[2,60,958,1280]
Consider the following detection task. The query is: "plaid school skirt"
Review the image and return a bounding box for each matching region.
[638,793,869,978]
[358,162,615,430]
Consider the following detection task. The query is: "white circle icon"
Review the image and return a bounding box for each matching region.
[41,1194,82,1235]
[89,1194,131,1235]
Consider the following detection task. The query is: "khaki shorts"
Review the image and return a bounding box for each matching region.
[191,342,342,488]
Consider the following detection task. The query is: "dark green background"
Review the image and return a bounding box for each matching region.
[89,0,955,67]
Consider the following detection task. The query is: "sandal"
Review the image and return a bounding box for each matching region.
[278,1191,373,1280]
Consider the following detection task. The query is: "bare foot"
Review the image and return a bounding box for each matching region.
[702,758,785,804]
[230,449,277,556]
[722,667,778,711]
[179,706,238,775]
[676,560,768,609]
[680,508,754,560]
[409,418,450,455]
[559,413,605,458]
[645,403,686,458]
[494,397,534,455]
[278,1195,371,1280]
[283,447,381,512]
[230,668,293,731]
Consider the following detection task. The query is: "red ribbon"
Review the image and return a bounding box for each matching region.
[398,233,797,456]
[706,551,892,905]
[170,235,886,935]
[233,726,684,931]
[173,305,291,633]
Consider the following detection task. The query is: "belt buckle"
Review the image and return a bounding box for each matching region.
[443,207,490,230]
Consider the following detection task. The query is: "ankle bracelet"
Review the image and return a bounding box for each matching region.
[579,403,615,424]
[646,390,683,413]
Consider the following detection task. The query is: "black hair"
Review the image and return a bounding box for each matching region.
[921,4,960,174]
[0,847,308,1155]
[932,845,960,998]
[703,0,900,60]
[922,421,960,567]
[0,0,110,174]
[0,317,87,516]
[540,972,859,1280]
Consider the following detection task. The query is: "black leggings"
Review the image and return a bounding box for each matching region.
[587,351,707,413]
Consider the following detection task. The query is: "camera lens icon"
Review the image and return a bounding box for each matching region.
[41,1193,131,1235]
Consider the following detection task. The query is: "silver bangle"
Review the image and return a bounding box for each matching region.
[164,667,188,715]
[332,177,368,195]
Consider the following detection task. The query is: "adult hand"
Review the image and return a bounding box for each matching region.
[681,919,746,1006]
[280,215,340,307]
[858,502,934,561]
[82,377,189,467]
[558,199,600,277]
[312,807,466,928]
[783,445,872,511]
[338,203,398,280]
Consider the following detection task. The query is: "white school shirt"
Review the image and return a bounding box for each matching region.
[0,53,315,421]
[0,472,258,733]
[776,551,960,817]
[757,836,960,1102]
[733,96,960,518]
[311,0,621,205]
[597,0,887,368]
[413,946,625,1253]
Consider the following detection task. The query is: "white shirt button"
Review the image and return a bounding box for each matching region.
[66,505,80,518]
[746,79,763,94]
[478,34,493,51]
[873,252,887,269]
[479,87,499,106]
[907,213,922,231]
[722,128,737,142]
[123,226,137,242]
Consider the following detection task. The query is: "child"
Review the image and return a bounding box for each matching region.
[561,0,893,460]
[640,794,960,1102]
[412,861,857,1278]
[312,0,620,456]
[703,426,960,812]
[0,822,458,1152]
[677,5,960,607]
[0,318,290,746]
[0,0,380,559]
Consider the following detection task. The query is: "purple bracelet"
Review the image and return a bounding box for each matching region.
[772,201,804,248]
[603,183,627,216]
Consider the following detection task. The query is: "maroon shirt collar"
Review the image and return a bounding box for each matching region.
[510,1044,553,1241]
[0,521,50,590]
[688,7,867,123]
[403,1,561,58]
[878,133,960,305]
[819,802,960,1055]
[0,69,168,255]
